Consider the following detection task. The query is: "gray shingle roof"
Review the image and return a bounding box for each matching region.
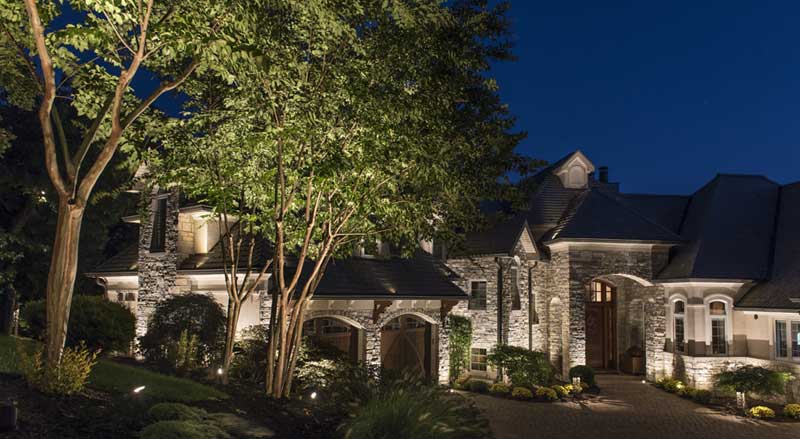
[454,215,532,256]
[736,182,800,309]
[90,243,138,274]
[541,189,683,243]
[616,193,690,233]
[658,175,780,280]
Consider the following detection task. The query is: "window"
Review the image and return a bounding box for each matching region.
[468,281,487,310]
[470,348,487,371]
[590,280,615,303]
[149,197,167,252]
[384,318,402,331]
[673,300,685,353]
[776,321,788,357]
[793,322,800,359]
[709,301,727,354]
[405,317,425,329]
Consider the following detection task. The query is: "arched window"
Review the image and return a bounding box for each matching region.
[590,280,615,303]
[673,300,686,353]
[709,301,727,355]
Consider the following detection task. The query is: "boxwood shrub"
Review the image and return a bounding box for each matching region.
[568,365,596,387]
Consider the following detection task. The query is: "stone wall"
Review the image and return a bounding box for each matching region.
[136,189,180,338]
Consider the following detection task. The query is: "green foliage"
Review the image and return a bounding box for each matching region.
[747,406,775,419]
[148,403,209,422]
[22,296,135,353]
[568,365,596,387]
[662,378,685,394]
[228,325,270,387]
[688,388,712,404]
[466,379,490,394]
[18,342,97,395]
[782,403,800,419]
[489,382,510,395]
[563,383,579,395]
[535,386,558,401]
[140,420,232,439]
[452,375,470,390]
[139,294,225,371]
[714,366,789,397]
[551,385,568,398]
[487,345,552,388]
[511,387,533,400]
[342,377,490,439]
[88,360,228,402]
[448,315,472,383]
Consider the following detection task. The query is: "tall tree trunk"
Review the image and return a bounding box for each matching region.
[45,199,84,365]
[221,296,242,384]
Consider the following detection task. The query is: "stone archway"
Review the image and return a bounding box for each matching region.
[302,315,365,363]
[380,314,435,378]
[548,297,563,372]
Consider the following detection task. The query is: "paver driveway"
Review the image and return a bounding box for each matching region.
[471,374,800,439]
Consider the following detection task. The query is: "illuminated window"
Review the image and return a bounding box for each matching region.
[776,321,788,358]
[793,322,800,359]
[709,301,727,354]
[673,300,685,353]
[590,280,615,303]
[470,348,487,371]
[468,281,487,310]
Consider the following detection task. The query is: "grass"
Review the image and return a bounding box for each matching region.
[0,335,227,402]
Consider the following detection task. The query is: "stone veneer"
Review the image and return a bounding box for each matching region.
[136,189,181,338]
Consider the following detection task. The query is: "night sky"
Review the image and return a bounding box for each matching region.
[490,1,800,194]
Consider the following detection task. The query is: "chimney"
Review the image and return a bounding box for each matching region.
[599,166,609,183]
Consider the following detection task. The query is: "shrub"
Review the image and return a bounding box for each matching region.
[535,386,558,401]
[447,315,472,383]
[139,294,225,371]
[688,388,712,404]
[148,403,208,422]
[551,385,568,398]
[342,380,490,439]
[714,365,789,409]
[467,379,490,393]
[579,382,589,391]
[228,325,270,386]
[487,345,552,388]
[563,383,579,395]
[659,378,684,393]
[17,342,98,395]
[22,296,135,353]
[453,375,470,390]
[747,406,775,419]
[782,403,800,419]
[511,387,533,400]
[140,420,232,439]
[568,365,595,387]
[489,382,511,395]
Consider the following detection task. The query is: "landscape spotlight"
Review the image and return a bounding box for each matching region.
[133,386,146,394]
[217,368,224,376]
[310,391,317,400]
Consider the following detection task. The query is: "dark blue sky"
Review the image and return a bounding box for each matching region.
[490,1,800,194]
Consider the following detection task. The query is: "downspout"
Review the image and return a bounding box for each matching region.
[528,263,536,350]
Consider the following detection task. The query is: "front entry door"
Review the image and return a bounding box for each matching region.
[586,280,617,370]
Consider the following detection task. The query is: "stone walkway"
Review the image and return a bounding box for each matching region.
[471,374,800,439]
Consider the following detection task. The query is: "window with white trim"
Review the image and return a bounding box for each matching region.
[709,301,727,355]
[673,300,685,353]
[775,320,800,360]
[470,348,487,371]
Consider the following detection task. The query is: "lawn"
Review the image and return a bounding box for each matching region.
[0,335,227,402]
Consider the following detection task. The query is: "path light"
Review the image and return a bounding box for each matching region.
[641,380,646,384]
[133,386,146,394]
[217,368,224,376]
[310,391,317,400]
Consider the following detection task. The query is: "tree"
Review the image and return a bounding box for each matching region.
[714,365,790,409]
[159,0,528,397]
[0,0,222,366]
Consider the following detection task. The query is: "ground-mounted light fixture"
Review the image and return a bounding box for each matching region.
[217,368,224,376]
[133,386,146,394]
[310,391,318,400]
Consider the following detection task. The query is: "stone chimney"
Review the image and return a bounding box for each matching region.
[598,166,609,183]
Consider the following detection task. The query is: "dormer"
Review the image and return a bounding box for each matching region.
[176,205,223,257]
[553,150,595,189]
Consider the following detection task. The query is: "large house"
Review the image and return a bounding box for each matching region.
[88,151,800,400]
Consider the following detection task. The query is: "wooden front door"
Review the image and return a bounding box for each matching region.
[586,280,617,370]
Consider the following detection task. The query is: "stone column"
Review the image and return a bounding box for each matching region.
[645,285,667,380]
[437,323,450,383]
[364,323,381,369]
[136,189,179,338]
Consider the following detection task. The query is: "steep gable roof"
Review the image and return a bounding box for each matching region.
[658,174,780,280]
[454,215,539,257]
[541,189,683,243]
[736,182,800,309]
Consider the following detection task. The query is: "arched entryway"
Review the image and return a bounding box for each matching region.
[380,314,434,378]
[302,316,363,363]
[586,279,617,370]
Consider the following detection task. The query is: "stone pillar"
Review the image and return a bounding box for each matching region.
[364,323,381,369]
[645,285,667,381]
[437,323,450,383]
[136,189,180,338]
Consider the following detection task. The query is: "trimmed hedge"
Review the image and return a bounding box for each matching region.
[489,383,511,395]
[487,345,552,388]
[467,379,490,394]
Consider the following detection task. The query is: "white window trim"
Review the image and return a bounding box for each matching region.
[773,318,800,361]
[467,279,488,311]
[669,294,687,352]
[703,294,733,355]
